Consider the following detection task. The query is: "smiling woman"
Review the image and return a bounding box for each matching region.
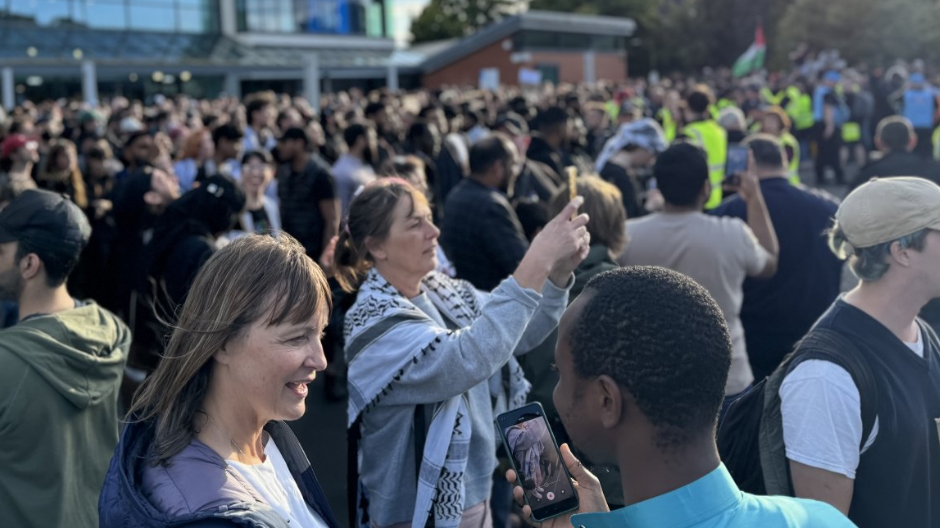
[98,233,340,528]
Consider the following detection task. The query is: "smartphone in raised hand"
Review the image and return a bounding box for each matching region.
[725,145,749,186]
[567,166,578,203]
[496,402,579,522]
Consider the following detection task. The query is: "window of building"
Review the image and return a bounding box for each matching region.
[129,2,177,32]
[536,63,559,84]
[8,0,72,27]
[0,0,218,33]
[235,0,384,36]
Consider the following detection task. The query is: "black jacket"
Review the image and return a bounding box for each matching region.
[513,159,562,204]
[441,178,529,291]
[526,135,567,184]
[852,151,940,190]
[277,156,336,258]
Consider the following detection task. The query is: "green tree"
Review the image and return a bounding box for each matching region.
[528,0,795,73]
[529,0,698,73]
[410,0,520,43]
[776,0,940,66]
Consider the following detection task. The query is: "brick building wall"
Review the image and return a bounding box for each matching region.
[529,51,626,85]
[423,40,516,89]
[423,36,628,89]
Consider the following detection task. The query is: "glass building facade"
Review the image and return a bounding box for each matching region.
[0,0,219,33]
[0,0,399,103]
[235,0,386,37]
[0,0,388,36]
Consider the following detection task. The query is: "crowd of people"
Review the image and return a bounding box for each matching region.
[0,52,939,528]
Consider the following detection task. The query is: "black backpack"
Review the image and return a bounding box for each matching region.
[717,328,879,495]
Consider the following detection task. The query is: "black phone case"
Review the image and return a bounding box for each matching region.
[495,402,580,522]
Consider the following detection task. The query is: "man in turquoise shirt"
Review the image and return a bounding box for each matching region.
[507,267,856,528]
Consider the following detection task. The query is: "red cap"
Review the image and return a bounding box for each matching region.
[0,134,36,159]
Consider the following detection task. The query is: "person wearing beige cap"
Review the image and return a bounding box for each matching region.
[779,176,940,528]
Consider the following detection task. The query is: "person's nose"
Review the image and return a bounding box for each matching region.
[304,339,328,372]
[427,221,441,240]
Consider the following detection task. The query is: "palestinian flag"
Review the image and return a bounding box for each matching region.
[733,24,766,78]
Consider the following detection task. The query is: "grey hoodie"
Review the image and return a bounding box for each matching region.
[0,301,130,528]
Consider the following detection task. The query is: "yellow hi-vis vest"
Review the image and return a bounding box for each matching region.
[657,108,677,142]
[788,93,815,131]
[683,120,728,209]
[761,87,785,106]
[842,122,861,143]
[781,132,801,185]
[932,127,940,161]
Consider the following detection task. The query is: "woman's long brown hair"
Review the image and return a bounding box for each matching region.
[127,233,331,466]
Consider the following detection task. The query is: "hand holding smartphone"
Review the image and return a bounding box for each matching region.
[724,145,749,187]
[496,403,580,522]
[567,166,578,219]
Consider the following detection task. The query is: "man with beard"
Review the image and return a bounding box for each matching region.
[0,134,40,197]
[114,131,156,182]
[492,113,561,204]
[0,190,130,528]
[276,127,338,261]
[332,122,378,216]
[441,133,529,291]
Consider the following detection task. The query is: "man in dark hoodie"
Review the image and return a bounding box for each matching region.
[133,175,245,375]
[0,189,130,528]
[105,166,180,320]
[527,106,571,185]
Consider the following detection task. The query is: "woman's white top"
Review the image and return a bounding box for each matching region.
[227,436,329,528]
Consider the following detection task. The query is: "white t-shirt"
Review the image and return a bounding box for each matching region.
[780,326,923,479]
[619,211,770,394]
[227,436,329,528]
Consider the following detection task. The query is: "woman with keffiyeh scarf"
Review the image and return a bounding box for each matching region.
[335,179,590,528]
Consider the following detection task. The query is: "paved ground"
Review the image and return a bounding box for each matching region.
[288,159,860,527]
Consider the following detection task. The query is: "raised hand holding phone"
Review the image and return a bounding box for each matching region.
[735,149,761,204]
[724,145,749,188]
[505,443,609,527]
[567,166,578,207]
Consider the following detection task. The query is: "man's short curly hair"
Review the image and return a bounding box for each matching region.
[570,266,732,450]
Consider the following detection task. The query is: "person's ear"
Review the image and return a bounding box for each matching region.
[214,339,237,365]
[19,253,41,281]
[596,375,624,429]
[143,190,162,206]
[890,240,914,268]
[364,235,387,261]
[701,180,712,203]
[909,134,918,152]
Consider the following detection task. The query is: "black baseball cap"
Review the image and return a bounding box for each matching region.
[0,190,91,258]
[279,127,310,145]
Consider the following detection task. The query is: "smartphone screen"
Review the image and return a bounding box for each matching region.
[496,403,579,521]
[725,145,749,180]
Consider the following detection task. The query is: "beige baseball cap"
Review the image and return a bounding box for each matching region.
[836,177,940,251]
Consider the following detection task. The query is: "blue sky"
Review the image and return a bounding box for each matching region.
[391,0,430,44]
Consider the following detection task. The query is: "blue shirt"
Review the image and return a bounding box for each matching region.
[812,86,831,121]
[903,87,936,129]
[570,464,856,528]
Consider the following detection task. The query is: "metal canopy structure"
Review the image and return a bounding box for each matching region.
[0,27,392,71]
